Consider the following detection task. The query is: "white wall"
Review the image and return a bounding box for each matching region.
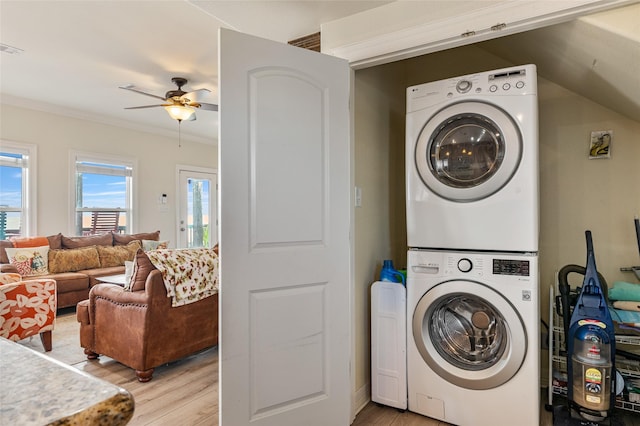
[0,104,217,246]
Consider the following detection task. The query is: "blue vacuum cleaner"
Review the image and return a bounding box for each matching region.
[558,231,617,425]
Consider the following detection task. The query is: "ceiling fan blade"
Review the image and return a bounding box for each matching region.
[119,84,167,101]
[181,88,211,100]
[197,102,219,112]
[124,104,168,110]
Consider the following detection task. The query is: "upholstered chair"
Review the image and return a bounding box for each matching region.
[77,248,218,381]
[0,273,57,351]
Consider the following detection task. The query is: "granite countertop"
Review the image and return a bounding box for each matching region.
[0,338,134,425]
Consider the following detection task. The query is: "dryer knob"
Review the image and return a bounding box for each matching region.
[456,80,472,93]
[458,258,473,273]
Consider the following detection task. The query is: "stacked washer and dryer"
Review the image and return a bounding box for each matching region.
[405,65,540,426]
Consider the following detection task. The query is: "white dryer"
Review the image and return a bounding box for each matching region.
[406,249,539,426]
[406,65,539,252]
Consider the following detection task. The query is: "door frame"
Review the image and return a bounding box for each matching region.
[322,0,633,68]
[176,164,218,248]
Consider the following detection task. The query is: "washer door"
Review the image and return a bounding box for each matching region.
[412,280,527,390]
[415,101,522,202]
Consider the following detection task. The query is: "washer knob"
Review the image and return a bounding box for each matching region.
[458,258,473,273]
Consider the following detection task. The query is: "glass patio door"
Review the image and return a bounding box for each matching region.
[177,168,217,248]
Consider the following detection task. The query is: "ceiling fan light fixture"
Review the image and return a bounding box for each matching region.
[165,104,195,121]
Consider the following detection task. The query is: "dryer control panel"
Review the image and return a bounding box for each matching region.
[406,64,537,114]
[487,68,529,94]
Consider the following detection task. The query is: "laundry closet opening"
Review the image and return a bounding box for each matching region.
[352,11,640,409]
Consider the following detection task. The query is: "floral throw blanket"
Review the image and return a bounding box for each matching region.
[146,247,219,307]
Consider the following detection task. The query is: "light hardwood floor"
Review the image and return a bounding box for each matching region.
[19,308,218,426]
[18,309,639,425]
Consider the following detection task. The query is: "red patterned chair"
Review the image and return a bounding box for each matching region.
[0,273,57,351]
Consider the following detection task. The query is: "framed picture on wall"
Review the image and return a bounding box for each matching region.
[588,130,612,159]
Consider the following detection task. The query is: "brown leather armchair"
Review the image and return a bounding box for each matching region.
[76,250,218,382]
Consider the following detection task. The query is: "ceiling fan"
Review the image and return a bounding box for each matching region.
[119,77,218,122]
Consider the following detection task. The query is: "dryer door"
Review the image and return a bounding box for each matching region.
[415,101,522,202]
[412,279,527,390]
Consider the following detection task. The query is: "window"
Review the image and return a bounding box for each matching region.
[72,152,135,236]
[0,141,37,238]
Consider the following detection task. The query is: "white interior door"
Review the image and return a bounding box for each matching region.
[177,167,217,248]
[219,28,352,426]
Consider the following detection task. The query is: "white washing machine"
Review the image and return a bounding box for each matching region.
[406,249,539,426]
[406,64,539,252]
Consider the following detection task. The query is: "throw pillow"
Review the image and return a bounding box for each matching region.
[142,239,169,251]
[97,240,141,268]
[5,245,50,276]
[129,249,157,292]
[113,231,160,246]
[48,246,100,273]
[47,233,63,250]
[0,240,13,264]
[61,233,113,249]
[9,236,50,248]
[0,273,22,285]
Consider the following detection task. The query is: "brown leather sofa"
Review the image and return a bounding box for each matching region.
[76,249,218,382]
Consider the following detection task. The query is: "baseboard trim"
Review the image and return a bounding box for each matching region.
[352,382,371,421]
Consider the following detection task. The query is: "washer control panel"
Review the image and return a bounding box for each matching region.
[407,250,537,286]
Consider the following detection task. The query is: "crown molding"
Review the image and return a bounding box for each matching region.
[1,94,217,146]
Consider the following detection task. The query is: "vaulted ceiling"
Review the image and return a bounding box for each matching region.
[479,3,640,123]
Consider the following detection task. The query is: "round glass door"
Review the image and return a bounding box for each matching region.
[415,101,522,202]
[412,280,527,390]
[429,114,504,187]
